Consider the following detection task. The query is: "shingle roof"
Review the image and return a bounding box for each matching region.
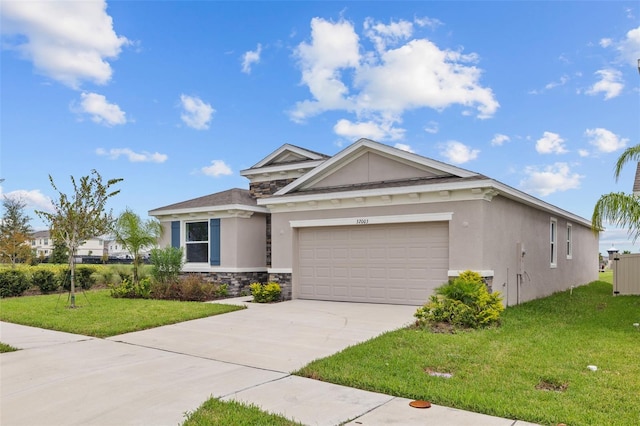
[633,162,640,195]
[150,188,256,213]
[282,174,491,197]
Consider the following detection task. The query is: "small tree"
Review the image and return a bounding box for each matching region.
[49,239,69,264]
[592,144,640,243]
[36,170,122,307]
[0,196,34,266]
[113,208,161,285]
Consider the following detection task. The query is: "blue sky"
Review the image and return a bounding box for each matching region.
[1,1,639,255]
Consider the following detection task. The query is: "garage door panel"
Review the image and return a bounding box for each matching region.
[298,222,449,305]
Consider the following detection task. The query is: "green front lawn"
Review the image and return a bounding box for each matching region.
[296,281,640,426]
[0,290,244,338]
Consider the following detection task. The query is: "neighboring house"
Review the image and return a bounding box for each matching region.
[149,139,598,306]
[30,231,109,258]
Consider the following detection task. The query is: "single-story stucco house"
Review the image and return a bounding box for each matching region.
[149,138,598,306]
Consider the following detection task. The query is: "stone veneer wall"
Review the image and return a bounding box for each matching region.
[249,178,296,198]
[268,272,292,301]
[192,271,269,297]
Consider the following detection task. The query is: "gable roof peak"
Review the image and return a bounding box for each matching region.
[272,138,480,196]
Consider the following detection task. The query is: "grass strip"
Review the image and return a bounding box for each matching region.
[183,398,303,426]
[0,290,244,338]
[0,342,18,353]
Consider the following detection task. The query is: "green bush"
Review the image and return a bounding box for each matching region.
[0,269,30,297]
[414,270,504,330]
[59,266,96,291]
[110,277,151,299]
[150,247,183,284]
[250,282,281,303]
[31,269,59,294]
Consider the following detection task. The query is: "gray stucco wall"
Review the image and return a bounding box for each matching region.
[225,214,267,268]
[482,196,598,306]
[270,195,598,305]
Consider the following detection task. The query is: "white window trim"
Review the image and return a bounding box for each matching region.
[566,223,573,260]
[550,217,558,268]
[185,220,209,264]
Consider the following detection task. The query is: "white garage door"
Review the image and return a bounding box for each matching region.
[297,222,449,305]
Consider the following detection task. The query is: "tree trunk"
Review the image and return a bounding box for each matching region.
[68,251,76,308]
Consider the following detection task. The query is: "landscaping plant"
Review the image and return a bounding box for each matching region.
[30,269,59,294]
[149,247,184,284]
[0,269,30,297]
[250,282,281,303]
[414,270,504,329]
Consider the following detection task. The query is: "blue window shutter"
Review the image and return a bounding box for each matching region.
[210,218,220,266]
[171,221,180,248]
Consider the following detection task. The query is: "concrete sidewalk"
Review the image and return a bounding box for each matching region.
[1,299,538,426]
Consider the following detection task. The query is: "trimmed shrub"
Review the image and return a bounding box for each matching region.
[31,269,59,294]
[110,277,151,299]
[415,270,504,330]
[59,266,97,291]
[0,269,30,297]
[250,282,281,303]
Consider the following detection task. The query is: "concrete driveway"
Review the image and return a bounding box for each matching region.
[2,299,537,426]
[109,298,416,372]
[0,299,416,425]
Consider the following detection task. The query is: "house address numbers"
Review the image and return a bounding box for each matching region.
[356,218,369,224]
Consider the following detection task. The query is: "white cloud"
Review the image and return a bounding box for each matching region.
[414,16,443,30]
[440,141,479,164]
[536,131,568,154]
[333,118,405,141]
[290,17,499,138]
[363,17,414,53]
[1,189,54,212]
[424,121,439,134]
[76,92,126,126]
[520,163,583,196]
[585,128,628,153]
[96,148,167,163]
[491,133,510,146]
[586,69,623,100]
[544,75,569,90]
[578,149,590,157]
[599,38,613,48]
[394,143,414,153]
[290,18,360,123]
[201,160,232,177]
[241,43,262,74]
[0,0,129,88]
[600,26,640,67]
[180,94,214,130]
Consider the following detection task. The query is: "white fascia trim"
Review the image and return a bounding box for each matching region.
[259,179,492,206]
[149,204,269,218]
[290,212,453,228]
[239,160,326,178]
[247,144,327,169]
[448,270,495,277]
[267,268,293,274]
[274,139,478,196]
[491,181,592,227]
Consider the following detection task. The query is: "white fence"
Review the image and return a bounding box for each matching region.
[613,253,640,295]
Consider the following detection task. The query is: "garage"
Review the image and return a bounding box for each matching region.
[297,221,449,305]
